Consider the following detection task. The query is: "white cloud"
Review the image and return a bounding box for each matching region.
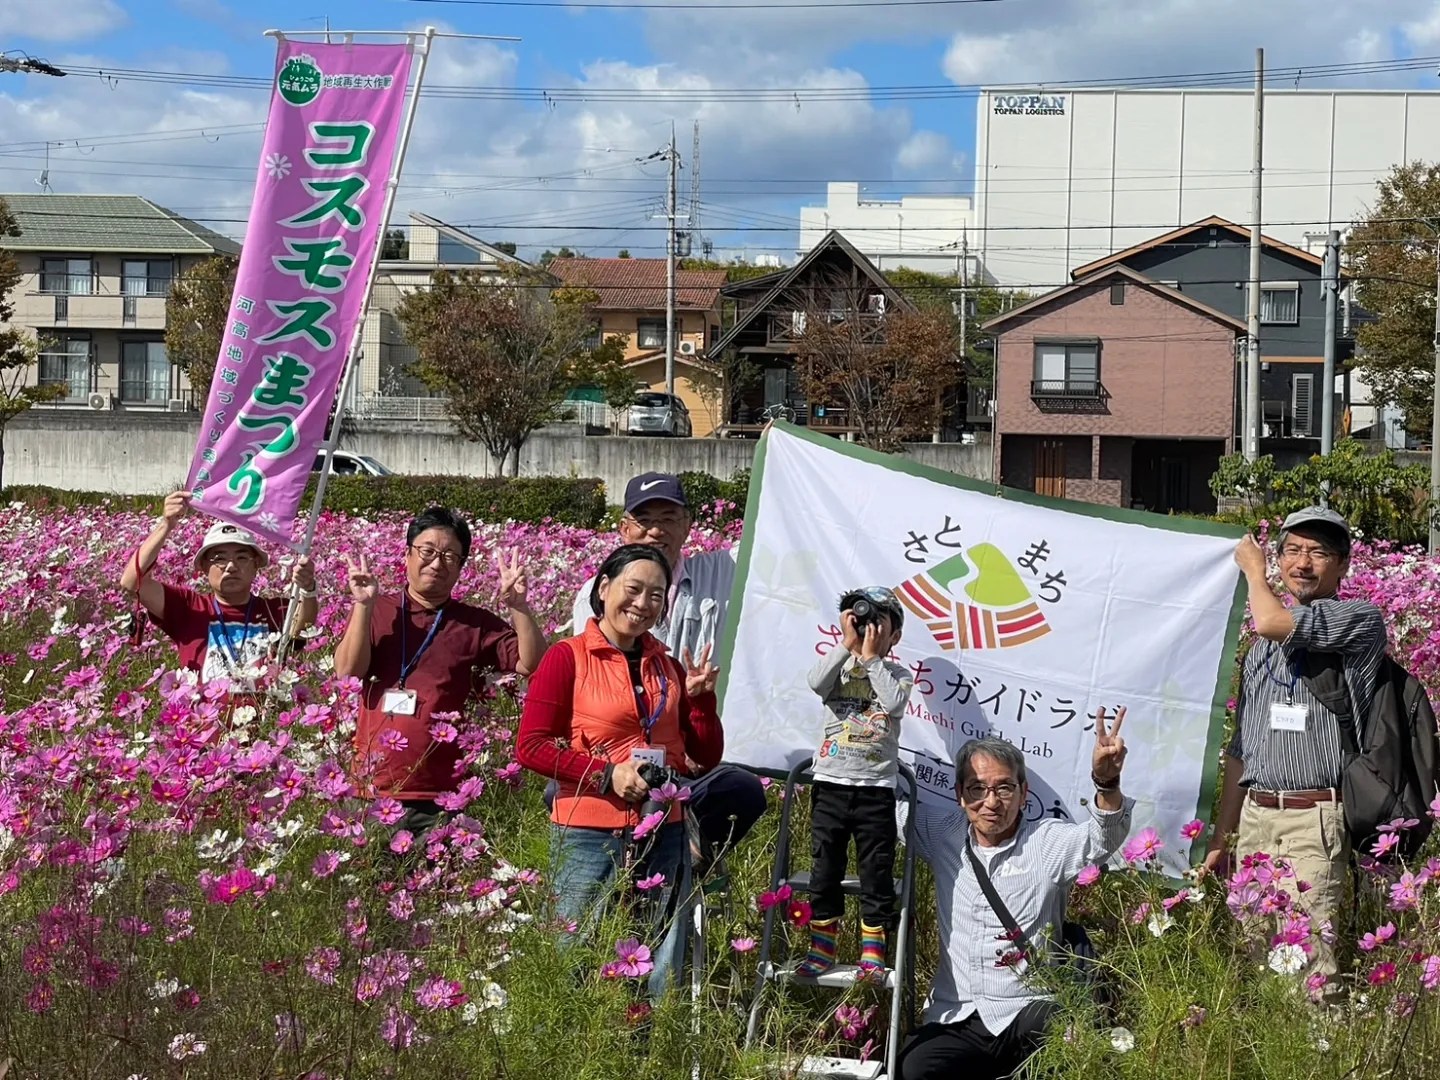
[0,0,126,43]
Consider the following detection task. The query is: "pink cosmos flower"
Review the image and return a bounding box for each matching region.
[1180,819,1205,840]
[370,798,405,826]
[635,872,666,891]
[631,810,666,841]
[731,937,756,953]
[1430,793,1440,822]
[388,891,415,922]
[1390,872,1422,913]
[311,851,341,878]
[390,830,414,855]
[603,937,654,979]
[1420,955,1440,991]
[378,729,408,753]
[380,1005,417,1049]
[205,865,259,905]
[788,900,813,928]
[1075,864,1101,888]
[428,721,458,744]
[1368,962,1398,986]
[415,977,468,1011]
[1122,827,1163,864]
[305,947,341,986]
[1130,903,1151,925]
[1162,889,1191,913]
[26,981,53,1014]
[496,761,523,786]
[625,1001,653,1025]
[1377,817,1421,833]
[758,883,793,912]
[1371,832,1400,858]
[1305,972,1329,1002]
[1360,923,1397,952]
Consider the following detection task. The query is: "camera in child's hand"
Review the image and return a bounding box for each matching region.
[848,598,885,634]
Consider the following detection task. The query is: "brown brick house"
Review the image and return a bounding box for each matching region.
[986,265,1244,514]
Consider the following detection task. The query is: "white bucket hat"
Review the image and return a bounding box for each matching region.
[193,521,270,573]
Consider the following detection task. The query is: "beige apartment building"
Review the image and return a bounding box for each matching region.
[1,193,241,411]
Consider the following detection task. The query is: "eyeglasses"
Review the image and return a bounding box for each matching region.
[626,510,688,532]
[204,551,256,569]
[1280,544,1340,565]
[410,544,464,568]
[961,782,1020,804]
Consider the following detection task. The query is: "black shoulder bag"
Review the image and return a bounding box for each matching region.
[963,839,1098,988]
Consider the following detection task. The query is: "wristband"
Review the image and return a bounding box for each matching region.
[1091,772,1120,793]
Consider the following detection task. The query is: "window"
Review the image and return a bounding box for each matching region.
[582,325,602,352]
[1110,281,1125,305]
[1291,373,1314,437]
[38,337,91,399]
[1033,341,1099,394]
[40,257,93,295]
[1260,283,1299,325]
[120,341,169,403]
[122,259,173,297]
[637,319,668,350]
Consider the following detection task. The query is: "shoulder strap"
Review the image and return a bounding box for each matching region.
[1298,648,1361,755]
[964,837,1036,958]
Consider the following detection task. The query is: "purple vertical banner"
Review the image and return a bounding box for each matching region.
[184,39,412,545]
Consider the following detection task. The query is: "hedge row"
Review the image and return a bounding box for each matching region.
[2,475,609,528]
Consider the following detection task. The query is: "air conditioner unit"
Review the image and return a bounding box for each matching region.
[87,391,112,411]
[166,398,187,413]
[677,340,696,356]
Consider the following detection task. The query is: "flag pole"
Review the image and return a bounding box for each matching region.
[276,25,438,662]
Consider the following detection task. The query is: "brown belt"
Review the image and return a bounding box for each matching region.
[1246,787,1338,810]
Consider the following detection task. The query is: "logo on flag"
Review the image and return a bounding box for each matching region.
[896,543,1051,651]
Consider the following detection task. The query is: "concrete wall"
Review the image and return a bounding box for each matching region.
[2,410,993,500]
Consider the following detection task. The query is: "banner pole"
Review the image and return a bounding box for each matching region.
[277,25,438,660]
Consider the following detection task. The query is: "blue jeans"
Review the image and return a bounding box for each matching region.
[550,821,689,998]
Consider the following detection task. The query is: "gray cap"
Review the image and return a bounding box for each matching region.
[1280,506,1351,553]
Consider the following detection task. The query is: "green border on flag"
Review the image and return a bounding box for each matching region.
[717,421,1249,862]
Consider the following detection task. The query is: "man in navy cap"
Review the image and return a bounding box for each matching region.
[569,471,768,879]
[1203,506,1387,990]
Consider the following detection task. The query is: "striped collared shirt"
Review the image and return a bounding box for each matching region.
[1231,596,1387,792]
[902,795,1133,1035]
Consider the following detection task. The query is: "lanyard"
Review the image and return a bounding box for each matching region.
[399,595,446,688]
[626,649,670,742]
[1263,646,1302,703]
[211,596,256,671]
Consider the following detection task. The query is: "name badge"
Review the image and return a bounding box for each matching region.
[630,747,666,769]
[1269,702,1307,732]
[382,688,418,716]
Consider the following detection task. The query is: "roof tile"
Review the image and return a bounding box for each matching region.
[547,257,725,311]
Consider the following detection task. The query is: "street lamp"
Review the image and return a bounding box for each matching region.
[0,53,66,77]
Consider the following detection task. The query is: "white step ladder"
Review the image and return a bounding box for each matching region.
[744,761,919,1078]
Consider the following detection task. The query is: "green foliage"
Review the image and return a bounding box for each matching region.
[676,468,750,526]
[678,257,778,285]
[165,254,240,396]
[1,476,610,528]
[570,334,639,412]
[1209,442,1430,543]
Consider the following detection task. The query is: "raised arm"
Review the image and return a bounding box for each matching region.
[118,491,191,618]
[494,549,546,677]
[333,554,378,681]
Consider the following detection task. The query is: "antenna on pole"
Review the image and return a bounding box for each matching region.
[690,120,709,259]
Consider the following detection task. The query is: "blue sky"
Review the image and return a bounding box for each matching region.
[3,0,1440,263]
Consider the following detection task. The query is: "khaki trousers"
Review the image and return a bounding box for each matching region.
[1236,795,1351,981]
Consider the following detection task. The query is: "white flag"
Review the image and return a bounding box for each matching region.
[718,425,1245,876]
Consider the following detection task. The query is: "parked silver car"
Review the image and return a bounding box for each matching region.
[312,450,393,476]
[627,392,693,437]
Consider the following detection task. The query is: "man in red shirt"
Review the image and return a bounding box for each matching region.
[335,506,546,832]
[119,490,317,689]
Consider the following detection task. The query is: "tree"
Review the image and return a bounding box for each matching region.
[788,272,959,452]
[617,249,631,259]
[569,333,638,432]
[165,254,239,397]
[538,247,576,266]
[380,228,409,260]
[490,240,517,257]
[0,198,63,489]
[397,268,600,474]
[1348,161,1440,433]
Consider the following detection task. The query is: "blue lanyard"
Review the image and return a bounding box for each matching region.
[211,596,256,669]
[399,595,446,688]
[1263,646,1302,702]
[639,672,670,741]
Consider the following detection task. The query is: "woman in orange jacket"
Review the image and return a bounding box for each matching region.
[516,543,722,997]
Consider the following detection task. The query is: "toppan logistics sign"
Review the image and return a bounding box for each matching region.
[992,92,1068,117]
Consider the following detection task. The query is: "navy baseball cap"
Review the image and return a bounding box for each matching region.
[624,472,688,513]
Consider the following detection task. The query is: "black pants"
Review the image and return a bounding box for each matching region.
[898,1002,1058,1080]
[397,799,444,837]
[809,781,895,925]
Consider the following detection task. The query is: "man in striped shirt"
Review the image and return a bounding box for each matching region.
[897,713,1133,1080]
[1202,507,1387,984]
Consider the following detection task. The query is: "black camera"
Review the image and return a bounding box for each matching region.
[842,586,903,636]
[849,598,883,633]
[636,761,682,822]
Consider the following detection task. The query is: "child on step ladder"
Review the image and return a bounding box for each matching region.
[798,587,915,978]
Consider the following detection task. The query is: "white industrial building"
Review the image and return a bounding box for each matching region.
[798,181,977,276]
[973,87,1440,290]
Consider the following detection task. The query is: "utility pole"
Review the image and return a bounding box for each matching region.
[1244,46,1264,462]
[0,53,66,77]
[665,123,678,399]
[1320,229,1340,458]
[1430,232,1440,554]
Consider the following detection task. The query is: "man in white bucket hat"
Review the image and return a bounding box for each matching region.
[118,490,317,688]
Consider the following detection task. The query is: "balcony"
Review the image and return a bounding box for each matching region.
[24,292,168,329]
[1030,378,1110,413]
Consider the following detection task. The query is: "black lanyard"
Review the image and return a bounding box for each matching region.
[1263,646,1302,703]
[211,596,256,669]
[399,595,446,688]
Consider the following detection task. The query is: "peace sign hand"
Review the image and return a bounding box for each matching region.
[494,549,531,612]
[1091,705,1128,786]
[345,554,379,608]
[682,644,719,697]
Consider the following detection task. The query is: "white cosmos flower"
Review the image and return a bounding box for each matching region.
[167,1033,207,1060]
[1147,912,1174,937]
[1110,1027,1135,1053]
[147,977,181,1000]
[196,829,243,862]
[1268,943,1308,976]
[482,982,508,1010]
